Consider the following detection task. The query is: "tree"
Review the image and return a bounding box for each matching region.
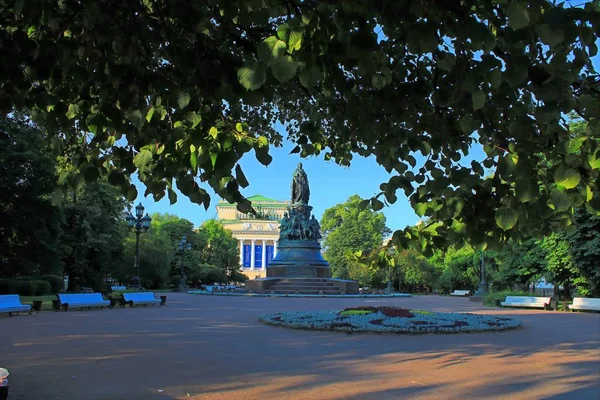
[567,209,600,296]
[493,239,546,291]
[150,213,207,280]
[345,249,388,288]
[322,195,391,279]
[198,219,241,283]
[119,229,172,289]
[395,249,440,293]
[1,1,598,252]
[0,115,64,277]
[61,182,127,290]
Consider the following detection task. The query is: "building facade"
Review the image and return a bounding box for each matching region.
[217,195,289,279]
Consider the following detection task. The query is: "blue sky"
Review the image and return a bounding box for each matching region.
[133,123,486,231]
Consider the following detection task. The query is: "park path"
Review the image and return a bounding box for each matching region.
[0,294,599,399]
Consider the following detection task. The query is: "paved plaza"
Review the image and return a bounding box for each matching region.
[1,294,599,400]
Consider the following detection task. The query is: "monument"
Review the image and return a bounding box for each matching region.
[245,163,359,294]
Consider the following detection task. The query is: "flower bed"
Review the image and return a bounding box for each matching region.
[259,306,522,334]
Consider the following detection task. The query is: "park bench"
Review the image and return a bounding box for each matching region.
[58,293,110,311]
[122,292,161,307]
[500,296,552,309]
[569,297,600,312]
[110,286,126,291]
[0,295,32,316]
[450,290,471,296]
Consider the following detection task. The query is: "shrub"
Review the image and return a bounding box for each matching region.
[16,280,36,296]
[0,279,15,294]
[0,279,52,295]
[169,275,182,288]
[483,291,531,307]
[39,275,63,294]
[33,280,52,295]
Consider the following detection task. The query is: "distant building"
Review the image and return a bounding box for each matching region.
[217,195,289,279]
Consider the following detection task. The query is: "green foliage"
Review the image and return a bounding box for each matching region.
[339,310,373,316]
[0,115,64,277]
[2,1,598,252]
[61,182,127,290]
[151,213,206,280]
[346,250,388,288]
[395,249,441,293]
[567,210,600,296]
[483,291,530,307]
[0,279,52,296]
[540,233,586,298]
[436,246,481,293]
[494,239,546,291]
[322,195,391,279]
[38,275,64,294]
[198,219,241,282]
[120,229,172,289]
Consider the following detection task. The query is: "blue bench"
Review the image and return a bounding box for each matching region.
[0,295,32,316]
[58,293,110,311]
[110,286,126,291]
[122,292,161,307]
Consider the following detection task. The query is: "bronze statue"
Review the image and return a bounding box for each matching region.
[291,162,310,205]
[308,215,322,240]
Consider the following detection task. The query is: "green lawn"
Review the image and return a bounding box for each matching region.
[21,295,58,311]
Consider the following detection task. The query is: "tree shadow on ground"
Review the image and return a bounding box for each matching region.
[1,294,599,399]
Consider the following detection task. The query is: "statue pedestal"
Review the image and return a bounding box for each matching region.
[245,239,358,295]
[267,240,331,278]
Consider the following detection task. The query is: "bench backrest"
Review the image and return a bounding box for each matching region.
[572,297,600,307]
[123,292,156,301]
[111,286,126,291]
[452,290,470,295]
[0,295,24,307]
[504,296,551,304]
[58,293,105,304]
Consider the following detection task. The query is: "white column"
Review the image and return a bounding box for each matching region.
[250,239,256,270]
[239,239,244,267]
[261,240,267,270]
[274,240,278,256]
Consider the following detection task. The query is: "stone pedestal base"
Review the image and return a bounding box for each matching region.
[267,240,331,278]
[246,235,358,295]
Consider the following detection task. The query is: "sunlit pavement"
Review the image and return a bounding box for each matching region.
[1,293,598,400]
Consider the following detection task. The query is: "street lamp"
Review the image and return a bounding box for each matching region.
[126,202,152,289]
[475,251,488,296]
[178,234,192,290]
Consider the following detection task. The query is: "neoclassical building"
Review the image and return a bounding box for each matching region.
[217,195,289,279]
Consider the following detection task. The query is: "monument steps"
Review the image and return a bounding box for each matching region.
[272,281,336,287]
[276,278,333,283]
[270,285,339,291]
[269,278,343,294]
[271,289,343,295]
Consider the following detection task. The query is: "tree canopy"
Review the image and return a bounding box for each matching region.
[321,195,390,279]
[1,1,599,252]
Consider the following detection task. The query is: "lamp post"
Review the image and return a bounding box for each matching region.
[178,234,192,290]
[475,251,487,296]
[126,202,152,289]
[385,246,396,294]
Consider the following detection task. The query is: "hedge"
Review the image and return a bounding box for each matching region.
[0,279,53,296]
[38,275,64,294]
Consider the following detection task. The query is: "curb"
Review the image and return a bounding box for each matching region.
[187,291,412,298]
